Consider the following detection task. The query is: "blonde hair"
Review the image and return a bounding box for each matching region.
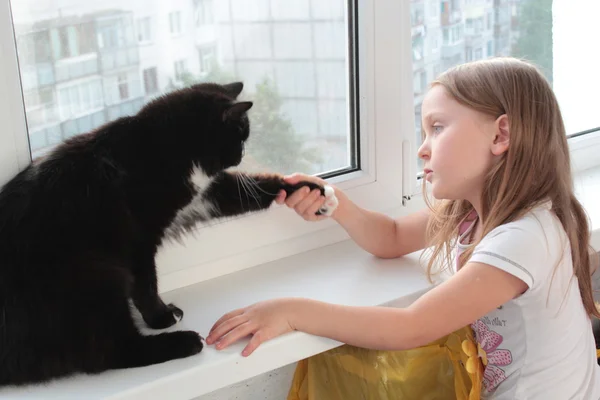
[422,57,599,318]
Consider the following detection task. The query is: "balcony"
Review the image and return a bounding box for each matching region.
[54,53,99,83]
[105,97,145,121]
[99,47,140,72]
[441,40,464,59]
[26,102,59,128]
[441,10,462,26]
[20,63,55,90]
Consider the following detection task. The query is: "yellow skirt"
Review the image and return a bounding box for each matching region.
[288,325,483,400]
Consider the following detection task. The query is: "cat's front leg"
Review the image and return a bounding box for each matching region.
[131,246,183,329]
[205,171,338,218]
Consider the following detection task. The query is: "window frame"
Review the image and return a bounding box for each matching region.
[0,0,414,291]
[155,0,417,290]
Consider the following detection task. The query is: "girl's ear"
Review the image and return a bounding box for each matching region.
[491,114,510,156]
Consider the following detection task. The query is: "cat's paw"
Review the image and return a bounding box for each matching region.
[145,303,184,329]
[316,185,339,217]
[165,331,204,358]
[153,331,204,360]
[284,181,339,217]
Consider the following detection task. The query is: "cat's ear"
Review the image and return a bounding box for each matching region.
[222,82,244,98]
[223,101,253,121]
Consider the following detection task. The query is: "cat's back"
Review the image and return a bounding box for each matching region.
[0,129,127,262]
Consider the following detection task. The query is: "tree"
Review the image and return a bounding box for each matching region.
[179,64,322,175]
[243,78,322,175]
[511,0,553,83]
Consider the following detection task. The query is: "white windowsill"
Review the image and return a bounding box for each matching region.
[0,240,433,400]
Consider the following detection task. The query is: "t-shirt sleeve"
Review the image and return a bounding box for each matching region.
[469,224,549,289]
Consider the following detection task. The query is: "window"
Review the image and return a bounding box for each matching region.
[198,46,215,75]
[46,23,96,60]
[143,67,159,94]
[169,11,182,35]
[412,35,424,62]
[97,15,135,50]
[413,70,427,95]
[3,1,599,288]
[410,0,600,191]
[118,74,129,100]
[430,0,439,17]
[137,17,153,43]
[195,0,214,26]
[443,24,463,46]
[4,0,383,279]
[474,17,483,34]
[173,59,187,81]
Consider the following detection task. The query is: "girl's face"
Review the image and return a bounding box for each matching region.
[418,85,506,203]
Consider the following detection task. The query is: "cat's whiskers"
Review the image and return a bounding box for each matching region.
[237,174,254,208]
[234,174,247,212]
[239,174,261,208]
[244,174,279,196]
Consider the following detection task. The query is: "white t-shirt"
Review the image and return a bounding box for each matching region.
[456,203,600,399]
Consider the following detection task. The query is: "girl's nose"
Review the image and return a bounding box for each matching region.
[417,138,430,161]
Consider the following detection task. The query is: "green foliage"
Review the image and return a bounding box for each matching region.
[511,0,553,83]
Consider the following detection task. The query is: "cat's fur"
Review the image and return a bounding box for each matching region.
[0,82,328,385]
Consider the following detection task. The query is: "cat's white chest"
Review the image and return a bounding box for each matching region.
[164,166,216,241]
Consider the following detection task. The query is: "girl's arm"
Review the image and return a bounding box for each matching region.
[206,261,528,356]
[332,189,431,258]
[277,174,431,258]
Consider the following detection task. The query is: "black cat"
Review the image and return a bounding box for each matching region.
[0,82,334,385]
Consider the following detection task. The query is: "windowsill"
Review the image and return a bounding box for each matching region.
[0,240,433,399]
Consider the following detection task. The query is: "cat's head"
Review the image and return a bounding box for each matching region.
[138,81,253,176]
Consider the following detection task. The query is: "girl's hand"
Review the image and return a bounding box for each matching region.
[275,173,333,221]
[206,299,298,356]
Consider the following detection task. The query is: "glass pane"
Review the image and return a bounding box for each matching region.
[11,0,355,175]
[410,0,597,174]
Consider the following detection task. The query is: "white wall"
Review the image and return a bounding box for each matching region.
[195,363,297,400]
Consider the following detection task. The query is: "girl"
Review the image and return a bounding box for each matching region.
[206,58,600,398]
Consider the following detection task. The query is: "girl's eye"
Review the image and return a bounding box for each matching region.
[432,125,443,134]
